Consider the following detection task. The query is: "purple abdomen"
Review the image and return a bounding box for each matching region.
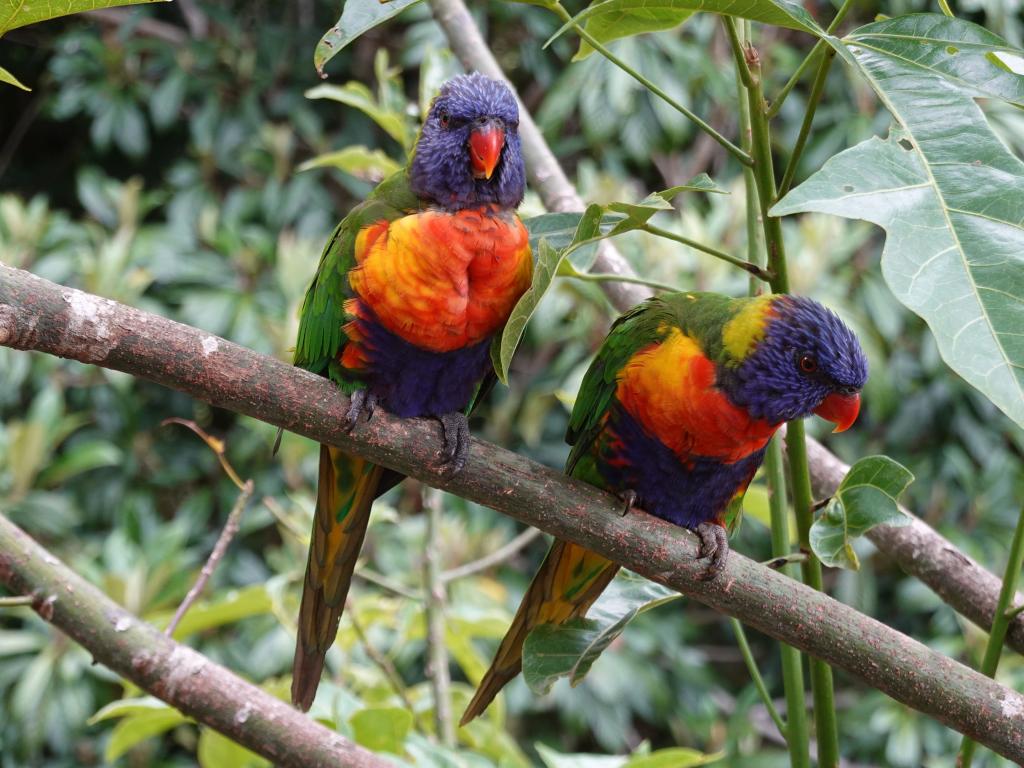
[357,311,494,418]
[596,406,766,529]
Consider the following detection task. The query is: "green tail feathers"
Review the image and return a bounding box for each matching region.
[291,445,383,711]
[461,539,619,724]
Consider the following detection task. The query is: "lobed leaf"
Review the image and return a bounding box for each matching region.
[774,14,1024,429]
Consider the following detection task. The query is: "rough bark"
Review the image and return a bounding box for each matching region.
[3,264,1024,761]
[0,511,390,768]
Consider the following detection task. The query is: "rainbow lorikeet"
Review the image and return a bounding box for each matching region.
[290,73,531,710]
[461,291,868,723]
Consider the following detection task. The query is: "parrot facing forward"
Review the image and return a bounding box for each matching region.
[291,73,532,710]
[461,291,868,724]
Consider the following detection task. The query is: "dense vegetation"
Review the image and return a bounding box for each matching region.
[1,0,1023,766]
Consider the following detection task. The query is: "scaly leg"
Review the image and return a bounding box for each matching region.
[437,411,470,475]
[344,389,377,432]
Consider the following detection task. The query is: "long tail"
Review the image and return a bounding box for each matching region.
[460,539,619,725]
[291,444,383,710]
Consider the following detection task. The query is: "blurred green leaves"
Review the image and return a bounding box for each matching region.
[775,14,1024,430]
[810,456,913,570]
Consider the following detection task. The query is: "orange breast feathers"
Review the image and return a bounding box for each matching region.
[347,209,532,353]
[615,329,779,463]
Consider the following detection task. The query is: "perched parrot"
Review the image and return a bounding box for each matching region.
[461,291,868,723]
[290,73,531,711]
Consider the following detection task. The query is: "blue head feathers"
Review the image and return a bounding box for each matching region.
[724,295,869,426]
[410,73,526,211]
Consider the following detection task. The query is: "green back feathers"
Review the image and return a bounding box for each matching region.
[293,171,422,383]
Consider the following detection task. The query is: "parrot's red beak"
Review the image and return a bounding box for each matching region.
[813,392,861,433]
[469,121,504,180]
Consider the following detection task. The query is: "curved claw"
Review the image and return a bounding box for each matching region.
[437,412,470,475]
[693,522,729,581]
[344,389,377,432]
[618,489,638,517]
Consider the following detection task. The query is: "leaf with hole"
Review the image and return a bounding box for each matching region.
[809,455,913,570]
[774,14,1024,429]
[314,0,423,77]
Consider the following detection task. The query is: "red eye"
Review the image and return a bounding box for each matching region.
[438,110,450,127]
[799,355,818,373]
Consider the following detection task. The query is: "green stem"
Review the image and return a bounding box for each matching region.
[958,506,1024,767]
[766,438,813,768]
[743,37,841,768]
[767,0,856,120]
[730,617,789,739]
[562,271,682,294]
[641,223,773,281]
[545,0,753,166]
[937,0,956,16]
[778,47,835,198]
[0,595,34,607]
[734,26,810,767]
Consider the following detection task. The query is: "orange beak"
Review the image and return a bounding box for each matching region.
[469,121,504,180]
[813,392,861,433]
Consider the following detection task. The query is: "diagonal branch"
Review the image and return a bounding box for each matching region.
[0,508,390,768]
[3,265,1024,761]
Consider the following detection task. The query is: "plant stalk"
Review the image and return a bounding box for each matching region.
[958,506,1024,767]
[730,617,789,739]
[545,0,753,166]
[742,36,841,767]
[778,47,836,198]
[641,223,773,280]
[423,488,455,747]
[767,0,857,120]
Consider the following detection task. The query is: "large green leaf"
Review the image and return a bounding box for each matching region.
[551,0,823,60]
[305,82,413,149]
[774,14,1024,429]
[0,0,166,35]
[522,572,679,695]
[809,455,914,570]
[314,0,422,77]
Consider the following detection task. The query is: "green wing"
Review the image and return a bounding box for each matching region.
[294,170,421,387]
[564,297,674,475]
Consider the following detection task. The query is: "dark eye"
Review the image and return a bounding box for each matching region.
[438,109,451,128]
[799,354,818,374]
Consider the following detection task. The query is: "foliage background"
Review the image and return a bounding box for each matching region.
[1,0,1024,766]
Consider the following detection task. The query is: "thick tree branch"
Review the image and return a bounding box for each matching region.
[3,266,1024,761]
[0,510,389,768]
[424,0,1024,665]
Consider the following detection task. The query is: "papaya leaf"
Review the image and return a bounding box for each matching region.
[314,0,423,77]
[522,572,679,695]
[773,14,1024,429]
[809,455,914,570]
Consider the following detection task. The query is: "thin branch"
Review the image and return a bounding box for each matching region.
[560,272,683,295]
[441,527,543,583]
[348,601,420,722]
[0,595,34,607]
[729,618,788,740]
[4,267,1024,761]
[355,568,422,602]
[778,47,836,199]
[0,510,390,768]
[545,0,753,166]
[641,223,774,281]
[167,479,254,636]
[767,0,856,120]
[422,488,454,746]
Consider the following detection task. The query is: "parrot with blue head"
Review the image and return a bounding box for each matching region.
[461,291,868,723]
[290,72,532,710]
